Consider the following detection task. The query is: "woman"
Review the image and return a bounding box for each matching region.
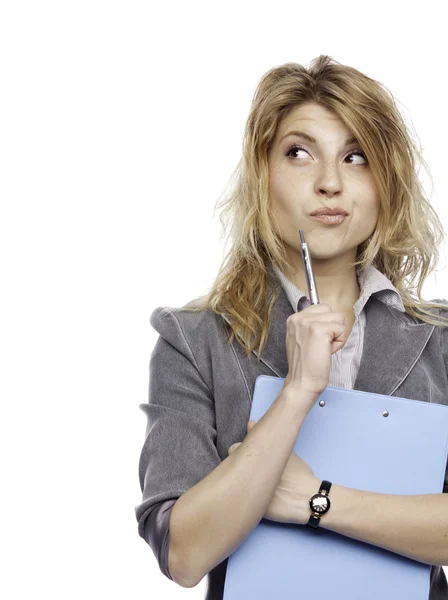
[135,55,448,599]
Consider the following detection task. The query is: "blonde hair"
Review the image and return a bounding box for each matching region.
[171,55,448,360]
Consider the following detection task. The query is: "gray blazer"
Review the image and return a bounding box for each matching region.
[135,264,448,598]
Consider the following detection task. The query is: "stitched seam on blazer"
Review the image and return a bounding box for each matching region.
[439,310,448,388]
[146,402,218,429]
[228,336,251,402]
[388,324,435,397]
[164,307,214,398]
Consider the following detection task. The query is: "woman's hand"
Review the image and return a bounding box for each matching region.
[281,302,348,407]
[228,421,319,525]
[226,304,346,523]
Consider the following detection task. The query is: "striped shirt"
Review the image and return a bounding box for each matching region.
[272,262,406,389]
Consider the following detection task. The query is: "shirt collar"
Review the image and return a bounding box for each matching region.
[271,262,406,315]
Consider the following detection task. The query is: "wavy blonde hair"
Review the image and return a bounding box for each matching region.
[172,55,448,359]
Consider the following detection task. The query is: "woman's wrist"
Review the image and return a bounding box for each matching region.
[278,384,320,418]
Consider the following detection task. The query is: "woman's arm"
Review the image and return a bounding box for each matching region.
[319,483,448,567]
[169,388,311,587]
[136,307,314,588]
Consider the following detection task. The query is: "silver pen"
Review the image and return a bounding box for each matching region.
[299,229,320,305]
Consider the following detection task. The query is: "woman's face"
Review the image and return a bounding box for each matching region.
[268,102,380,265]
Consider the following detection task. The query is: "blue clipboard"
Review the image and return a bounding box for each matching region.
[223,375,448,599]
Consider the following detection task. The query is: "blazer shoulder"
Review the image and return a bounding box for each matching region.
[150,303,228,350]
[429,298,448,321]
[432,301,448,375]
[430,298,448,306]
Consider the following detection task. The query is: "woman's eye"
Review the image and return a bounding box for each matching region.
[346,150,368,165]
[285,144,368,165]
[285,145,309,159]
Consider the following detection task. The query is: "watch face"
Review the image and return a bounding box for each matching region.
[310,494,330,513]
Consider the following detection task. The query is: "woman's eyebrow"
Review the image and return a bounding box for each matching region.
[279,130,359,147]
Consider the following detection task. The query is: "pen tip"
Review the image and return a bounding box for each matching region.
[299,229,305,244]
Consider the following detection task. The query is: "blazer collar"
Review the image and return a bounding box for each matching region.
[222,263,436,397]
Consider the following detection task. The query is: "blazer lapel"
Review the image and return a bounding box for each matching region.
[222,264,436,399]
[352,297,435,396]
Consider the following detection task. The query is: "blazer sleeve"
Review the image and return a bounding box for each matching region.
[143,499,177,581]
[134,306,222,574]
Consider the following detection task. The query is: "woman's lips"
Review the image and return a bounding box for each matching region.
[309,214,347,224]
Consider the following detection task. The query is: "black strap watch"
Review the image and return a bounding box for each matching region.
[307,480,332,530]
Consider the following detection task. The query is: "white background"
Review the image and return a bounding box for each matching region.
[1,1,447,598]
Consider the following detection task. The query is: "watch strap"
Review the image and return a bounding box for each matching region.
[320,480,332,494]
